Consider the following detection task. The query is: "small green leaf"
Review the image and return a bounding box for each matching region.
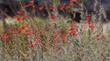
[17,22,22,26]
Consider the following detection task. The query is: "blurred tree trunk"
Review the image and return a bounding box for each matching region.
[5,0,18,16]
[94,0,107,22]
[0,9,8,32]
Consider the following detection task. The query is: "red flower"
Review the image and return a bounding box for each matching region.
[49,6,57,11]
[25,29,34,36]
[2,33,10,40]
[61,33,67,42]
[31,39,43,48]
[13,15,19,19]
[35,39,41,44]
[65,4,70,9]
[70,30,77,36]
[89,23,95,30]
[60,5,65,11]
[69,23,77,36]
[8,28,17,34]
[31,42,36,48]
[84,16,91,24]
[19,24,27,31]
[16,15,28,22]
[54,32,59,40]
[25,1,33,8]
[23,15,28,19]
[39,5,44,11]
[70,0,78,2]
[17,9,24,14]
[49,16,56,21]
[17,16,24,22]
[53,31,59,46]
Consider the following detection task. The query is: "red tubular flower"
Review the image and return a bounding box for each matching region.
[17,9,24,14]
[25,28,34,36]
[89,23,95,30]
[23,15,28,19]
[49,6,53,10]
[2,33,10,40]
[39,5,44,11]
[31,42,36,48]
[35,39,41,44]
[70,30,77,36]
[70,0,78,2]
[61,33,67,42]
[31,39,43,48]
[53,31,59,46]
[49,15,57,21]
[19,24,27,31]
[69,24,77,36]
[65,4,70,9]
[84,16,91,24]
[54,32,59,41]
[13,15,19,19]
[60,5,65,11]
[17,16,24,22]
[8,28,17,34]
[16,15,28,22]
[49,6,57,11]
[25,1,33,8]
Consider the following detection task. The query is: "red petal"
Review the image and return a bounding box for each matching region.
[17,9,24,14]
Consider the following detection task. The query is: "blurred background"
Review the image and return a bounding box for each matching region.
[0,0,110,19]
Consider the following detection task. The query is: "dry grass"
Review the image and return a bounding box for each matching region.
[0,17,110,61]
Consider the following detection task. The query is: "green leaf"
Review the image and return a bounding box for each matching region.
[17,22,22,26]
[88,29,91,35]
